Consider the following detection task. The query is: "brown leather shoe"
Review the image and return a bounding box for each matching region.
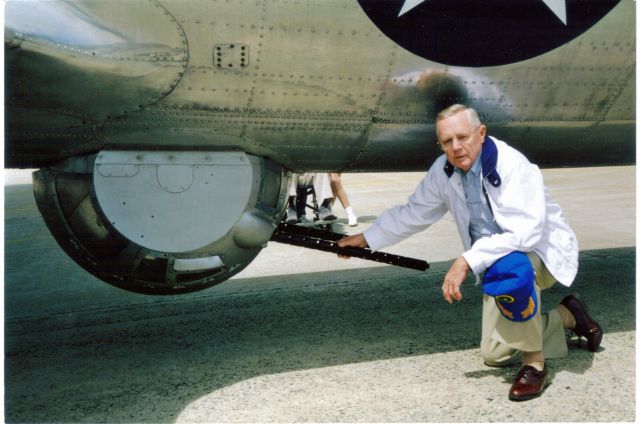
[560,294,603,352]
[509,365,548,401]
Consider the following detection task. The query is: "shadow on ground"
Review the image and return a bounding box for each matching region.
[4,246,635,423]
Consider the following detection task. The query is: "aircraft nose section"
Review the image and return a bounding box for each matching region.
[5,0,188,123]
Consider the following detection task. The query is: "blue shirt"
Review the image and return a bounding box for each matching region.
[457,153,503,244]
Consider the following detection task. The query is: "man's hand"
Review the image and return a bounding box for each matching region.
[337,233,368,258]
[442,256,470,304]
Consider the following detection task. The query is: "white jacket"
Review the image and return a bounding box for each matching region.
[364,137,578,286]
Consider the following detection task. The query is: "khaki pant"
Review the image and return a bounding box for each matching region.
[481,252,568,366]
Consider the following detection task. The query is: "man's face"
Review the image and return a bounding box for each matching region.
[436,111,486,172]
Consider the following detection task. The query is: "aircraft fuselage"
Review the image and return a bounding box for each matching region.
[6,0,635,171]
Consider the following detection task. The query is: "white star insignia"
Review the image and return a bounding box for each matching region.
[397,0,428,17]
[540,0,567,24]
[397,0,568,25]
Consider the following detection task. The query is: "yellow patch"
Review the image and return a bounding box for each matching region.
[496,301,514,319]
[496,294,516,304]
[520,296,536,319]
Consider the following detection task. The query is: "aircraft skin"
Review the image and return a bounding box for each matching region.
[4,0,635,294]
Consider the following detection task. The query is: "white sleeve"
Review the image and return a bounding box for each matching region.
[364,166,449,251]
[462,161,546,274]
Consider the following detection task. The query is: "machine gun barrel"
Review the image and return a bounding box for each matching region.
[271,224,429,271]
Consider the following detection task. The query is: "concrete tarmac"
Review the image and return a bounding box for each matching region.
[4,167,636,422]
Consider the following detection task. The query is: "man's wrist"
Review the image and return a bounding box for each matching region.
[458,255,470,271]
[461,252,480,274]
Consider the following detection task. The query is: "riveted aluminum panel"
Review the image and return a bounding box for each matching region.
[94,151,253,253]
[161,0,264,109]
[5,0,188,121]
[251,1,392,112]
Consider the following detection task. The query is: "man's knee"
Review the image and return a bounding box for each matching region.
[481,340,521,367]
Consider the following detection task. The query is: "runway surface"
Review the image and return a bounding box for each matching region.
[4,167,636,422]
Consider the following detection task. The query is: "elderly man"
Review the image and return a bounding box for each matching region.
[338,104,603,401]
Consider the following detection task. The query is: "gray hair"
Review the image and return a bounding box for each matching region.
[436,104,481,128]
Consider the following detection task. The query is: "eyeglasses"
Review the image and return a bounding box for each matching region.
[437,126,481,151]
